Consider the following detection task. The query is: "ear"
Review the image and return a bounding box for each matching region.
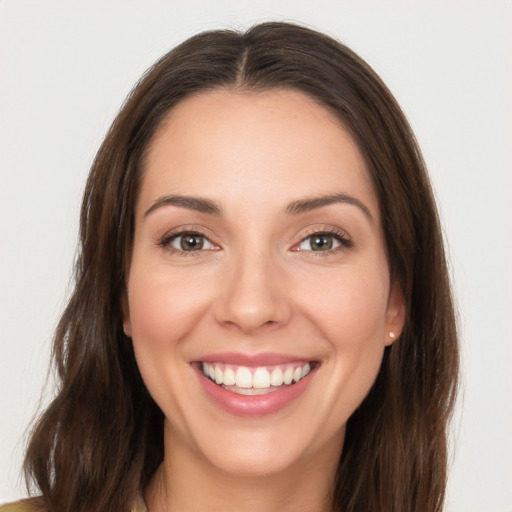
[384,280,405,346]
[121,291,132,338]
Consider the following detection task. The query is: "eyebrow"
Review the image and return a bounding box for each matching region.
[144,195,223,217]
[284,193,373,222]
[144,192,373,222]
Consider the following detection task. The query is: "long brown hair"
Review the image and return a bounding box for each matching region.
[24,22,458,512]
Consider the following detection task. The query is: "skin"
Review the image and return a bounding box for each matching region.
[123,89,405,512]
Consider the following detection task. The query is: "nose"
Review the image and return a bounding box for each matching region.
[214,247,292,333]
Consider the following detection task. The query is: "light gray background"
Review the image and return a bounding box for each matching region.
[1,1,511,510]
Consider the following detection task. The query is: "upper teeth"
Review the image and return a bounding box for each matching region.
[202,362,311,389]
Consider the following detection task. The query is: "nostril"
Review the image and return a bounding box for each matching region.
[213,265,293,332]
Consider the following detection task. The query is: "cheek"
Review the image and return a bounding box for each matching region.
[301,268,390,418]
[301,268,390,344]
[295,262,390,404]
[125,262,217,420]
[126,262,213,350]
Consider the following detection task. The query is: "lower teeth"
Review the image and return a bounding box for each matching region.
[221,385,282,395]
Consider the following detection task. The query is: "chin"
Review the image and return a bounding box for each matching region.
[179,414,344,480]
[201,438,311,478]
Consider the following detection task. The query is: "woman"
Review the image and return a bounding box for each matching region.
[1,22,458,512]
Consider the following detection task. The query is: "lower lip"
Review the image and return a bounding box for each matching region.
[194,365,316,417]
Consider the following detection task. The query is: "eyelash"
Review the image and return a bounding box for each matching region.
[158,229,218,256]
[291,227,353,255]
[157,227,353,256]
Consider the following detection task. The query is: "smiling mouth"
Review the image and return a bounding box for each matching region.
[200,361,315,395]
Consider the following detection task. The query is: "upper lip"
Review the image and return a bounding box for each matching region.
[191,352,314,367]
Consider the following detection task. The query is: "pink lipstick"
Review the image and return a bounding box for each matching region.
[192,353,318,416]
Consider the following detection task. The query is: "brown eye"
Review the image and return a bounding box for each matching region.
[164,232,217,252]
[309,234,333,251]
[296,231,351,252]
[180,234,204,251]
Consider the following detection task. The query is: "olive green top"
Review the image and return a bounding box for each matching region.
[0,494,147,512]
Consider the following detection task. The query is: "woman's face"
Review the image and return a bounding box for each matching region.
[123,89,404,477]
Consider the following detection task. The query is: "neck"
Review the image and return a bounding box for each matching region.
[145,424,342,512]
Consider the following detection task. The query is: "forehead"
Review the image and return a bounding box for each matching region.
[139,89,379,218]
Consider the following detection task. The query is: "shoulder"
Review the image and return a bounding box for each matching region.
[0,495,146,512]
[0,498,47,512]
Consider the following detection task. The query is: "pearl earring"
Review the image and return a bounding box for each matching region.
[389,331,396,340]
